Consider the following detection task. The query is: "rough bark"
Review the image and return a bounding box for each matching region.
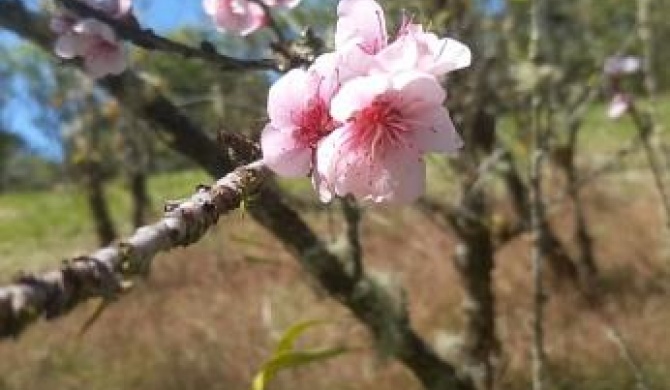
[0,162,266,338]
[451,192,499,390]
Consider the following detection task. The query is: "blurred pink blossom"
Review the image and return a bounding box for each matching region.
[261,0,302,8]
[203,0,266,36]
[52,17,127,79]
[604,56,641,76]
[84,0,133,18]
[608,93,632,119]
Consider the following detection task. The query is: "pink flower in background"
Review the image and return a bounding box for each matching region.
[604,56,641,76]
[84,0,133,18]
[608,93,632,119]
[53,18,127,79]
[203,0,266,36]
[260,66,339,177]
[315,72,463,203]
[262,0,302,8]
[604,55,640,120]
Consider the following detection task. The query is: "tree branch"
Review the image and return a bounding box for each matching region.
[0,161,266,338]
[57,0,278,71]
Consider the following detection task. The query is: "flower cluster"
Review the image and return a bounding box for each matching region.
[52,0,132,79]
[203,0,302,36]
[261,0,471,204]
[603,55,641,119]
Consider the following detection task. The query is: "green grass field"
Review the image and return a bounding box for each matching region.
[0,169,210,276]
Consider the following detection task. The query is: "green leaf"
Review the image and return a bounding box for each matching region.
[275,320,327,354]
[250,320,349,390]
[252,348,348,390]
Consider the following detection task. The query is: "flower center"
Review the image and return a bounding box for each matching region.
[351,95,407,159]
[293,97,335,149]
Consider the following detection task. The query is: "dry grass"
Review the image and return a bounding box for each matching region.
[1,171,670,390]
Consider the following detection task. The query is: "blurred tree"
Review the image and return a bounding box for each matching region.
[0,129,24,190]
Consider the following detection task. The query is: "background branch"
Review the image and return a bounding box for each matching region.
[57,0,278,71]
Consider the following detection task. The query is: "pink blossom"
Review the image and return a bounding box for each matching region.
[335,0,388,54]
[260,0,470,204]
[604,56,641,76]
[262,0,302,8]
[53,18,127,79]
[608,93,632,119]
[84,0,133,18]
[203,0,266,36]
[315,71,463,203]
[260,66,340,177]
[335,0,471,78]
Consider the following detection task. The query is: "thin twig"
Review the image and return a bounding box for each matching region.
[57,0,278,71]
[529,0,549,387]
[604,326,653,390]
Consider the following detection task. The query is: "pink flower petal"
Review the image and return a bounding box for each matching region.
[73,18,117,43]
[412,108,463,154]
[312,43,375,93]
[267,68,312,128]
[261,124,312,177]
[54,34,85,59]
[604,56,641,75]
[316,125,426,203]
[50,15,75,34]
[335,0,387,53]
[239,1,266,36]
[608,94,631,119]
[84,44,126,78]
[419,36,472,76]
[373,35,419,74]
[391,71,446,111]
[330,74,390,122]
[205,0,267,36]
[262,0,302,8]
[85,0,133,17]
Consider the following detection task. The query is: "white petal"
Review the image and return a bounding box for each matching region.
[267,69,312,128]
[335,0,387,52]
[330,74,390,122]
[412,108,463,155]
[261,124,312,177]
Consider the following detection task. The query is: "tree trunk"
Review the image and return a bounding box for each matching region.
[129,170,150,228]
[500,150,580,285]
[451,191,499,390]
[84,162,117,246]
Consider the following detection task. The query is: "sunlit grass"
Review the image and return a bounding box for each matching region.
[0,169,210,275]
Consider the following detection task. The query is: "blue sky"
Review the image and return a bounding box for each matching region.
[1,0,208,161]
